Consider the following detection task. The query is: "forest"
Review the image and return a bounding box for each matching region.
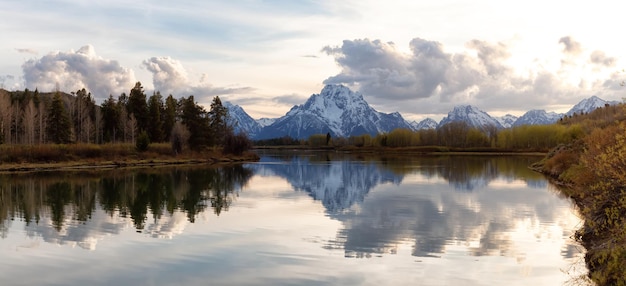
[0,82,252,163]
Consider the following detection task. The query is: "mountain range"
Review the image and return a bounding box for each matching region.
[226,84,619,140]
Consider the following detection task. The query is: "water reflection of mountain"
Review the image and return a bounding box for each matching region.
[251,152,549,212]
[250,154,402,212]
[0,165,252,249]
[252,152,576,259]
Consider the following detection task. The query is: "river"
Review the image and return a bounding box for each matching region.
[0,151,585,285]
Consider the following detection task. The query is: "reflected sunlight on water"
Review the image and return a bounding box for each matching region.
[0,153,585,285]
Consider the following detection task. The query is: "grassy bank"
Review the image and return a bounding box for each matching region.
[0,143,259,172]
[532,126,626,286]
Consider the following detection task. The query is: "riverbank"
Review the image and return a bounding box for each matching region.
[0,143,259,173]
[532,140,626,286]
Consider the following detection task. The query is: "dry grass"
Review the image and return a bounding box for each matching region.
[0,143,259,172]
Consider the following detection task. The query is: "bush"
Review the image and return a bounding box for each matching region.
[136,131,150,152]
[170,121,190,155]
[223,132,252,155]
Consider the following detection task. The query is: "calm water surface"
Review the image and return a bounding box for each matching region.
[0,151,585,285]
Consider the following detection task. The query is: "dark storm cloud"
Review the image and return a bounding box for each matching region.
[21,45,135,99]
[558,36,582,55]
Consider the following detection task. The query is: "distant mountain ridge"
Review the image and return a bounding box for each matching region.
[253,84,413,139]
[224,86,619,139]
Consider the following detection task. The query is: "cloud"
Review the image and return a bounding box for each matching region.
[21,45,136,99]
[143,57,189,96]
[15,48,38,55]
[322,37,624,115]
[272,94,309,106]
[590,50,616,67]
[558,36,582,55]
[142,56,253,102]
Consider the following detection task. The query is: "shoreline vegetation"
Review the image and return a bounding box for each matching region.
[0,144,544,173]
[0,143,259,173]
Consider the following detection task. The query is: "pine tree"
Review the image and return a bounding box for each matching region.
[163,94,178,142]
[101,95,120,142]
[147,91,164,142]
[127,82,149,133]
[180,96,209,150]
[208,96,231,146]
[46,92,72,144]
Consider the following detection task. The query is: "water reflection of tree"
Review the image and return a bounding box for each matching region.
[0,165,252,233]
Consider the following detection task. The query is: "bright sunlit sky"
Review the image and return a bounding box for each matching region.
[2,0,626,121]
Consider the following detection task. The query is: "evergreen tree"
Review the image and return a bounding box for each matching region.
[46,92,72,144]
[180,96,209,150]
[147,91,165,142]
[127,82,149,133]
[163,94,177,141]
[208,96,231,146]
[101,95,120,142]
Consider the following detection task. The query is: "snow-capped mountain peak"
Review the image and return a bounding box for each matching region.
[512,109,562,127]
[223,101,262,137]
[256,84,413,139]
[410,118,438,130]
[566,95,616,116]
[495,114,518,129]
[438,105,502,130]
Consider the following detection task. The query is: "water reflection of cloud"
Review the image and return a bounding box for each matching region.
[19,206,192,250]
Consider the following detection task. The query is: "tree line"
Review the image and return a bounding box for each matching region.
[0,82,250,154]
[294,121,583,152]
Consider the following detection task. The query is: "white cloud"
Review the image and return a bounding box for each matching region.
[323,37,625,116]
[21,45,136,100]
[142,56,254,102]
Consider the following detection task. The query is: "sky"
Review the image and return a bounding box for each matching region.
[2,0,626,122]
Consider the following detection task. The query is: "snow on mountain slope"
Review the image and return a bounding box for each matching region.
[255,84,413,139]
[410,118,438,130]
[512,110,562,127]
[438,105,502,130]
[495,114,518,129]
[566,95,618,116]
[256,118,276,127]
[224,101,262,137]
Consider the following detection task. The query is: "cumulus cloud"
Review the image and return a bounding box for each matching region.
[22,45,136,99]
[590,50,616,67]
[143,57,189,96]
[142,57,253,101]
[323,37,624,115]
[558,36,582,55]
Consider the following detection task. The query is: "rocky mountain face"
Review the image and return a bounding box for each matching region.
[410,118,438,130]
[438,105,503,130]
[224,101,262,137]
[565,95,617,116]
[512,110,562,127]
[226,87,618,139]
[254,84,413,139]
[495,114,518,129]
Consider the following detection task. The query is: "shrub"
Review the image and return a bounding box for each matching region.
[136,131,150,152]
[223,132,252,155]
